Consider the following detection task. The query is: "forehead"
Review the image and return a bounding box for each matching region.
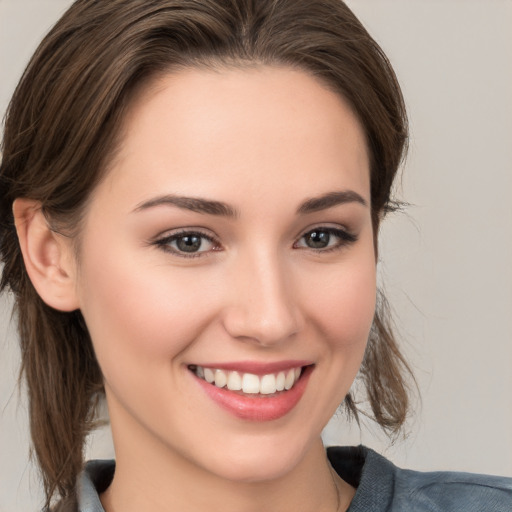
[95,65,370,213]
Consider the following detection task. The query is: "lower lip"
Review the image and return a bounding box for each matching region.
[193,366,313,422]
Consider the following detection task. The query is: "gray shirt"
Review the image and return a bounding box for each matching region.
[75,446,512,511]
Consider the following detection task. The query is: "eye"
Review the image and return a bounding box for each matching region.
[153,230,219,257]
[295,227,357,251]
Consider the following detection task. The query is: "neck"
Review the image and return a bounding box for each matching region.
[101,408,354,512]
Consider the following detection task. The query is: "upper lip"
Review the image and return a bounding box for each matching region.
[188,360,313,375]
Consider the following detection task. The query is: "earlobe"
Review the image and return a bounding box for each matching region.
[13,199,80,312]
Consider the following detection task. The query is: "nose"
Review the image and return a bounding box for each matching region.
[222,249,302,346]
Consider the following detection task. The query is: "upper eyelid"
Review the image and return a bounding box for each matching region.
[295,222,353,240]
[295,226,356,244]
[150,228,221,254]
[152,227,218,242]
[152,224,354,241]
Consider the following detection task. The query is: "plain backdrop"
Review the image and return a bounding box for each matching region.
[1,0,511,510]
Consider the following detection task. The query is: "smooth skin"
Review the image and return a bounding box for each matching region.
[15,66,376,512]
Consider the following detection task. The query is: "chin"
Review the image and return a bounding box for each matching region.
[206,450,303,483]
[186,430,321,484]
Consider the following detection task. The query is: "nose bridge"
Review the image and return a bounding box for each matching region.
[224,245,300,345]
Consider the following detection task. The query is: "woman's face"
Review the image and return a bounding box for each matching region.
[73,66,376,482]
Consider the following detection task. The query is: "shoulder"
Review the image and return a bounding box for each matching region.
[75,459,115,512]
[328,445,512,512]
[394,464,512,512]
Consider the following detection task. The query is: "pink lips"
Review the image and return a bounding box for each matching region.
[192,362,313,422]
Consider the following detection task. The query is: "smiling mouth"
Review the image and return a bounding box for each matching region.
[188,365,305,396]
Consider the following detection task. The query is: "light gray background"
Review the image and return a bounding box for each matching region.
[1,0,511,510]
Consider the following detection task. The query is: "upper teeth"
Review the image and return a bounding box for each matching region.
[193,366,302,395]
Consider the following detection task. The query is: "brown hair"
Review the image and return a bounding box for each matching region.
[0,0,412,508]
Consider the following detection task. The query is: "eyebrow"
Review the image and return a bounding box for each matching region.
[133,190,367,217]
[133,195,238,217]
[296,190,367,214]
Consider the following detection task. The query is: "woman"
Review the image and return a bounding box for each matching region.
[0,1,510,511]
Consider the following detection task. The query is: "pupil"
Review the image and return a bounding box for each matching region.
[177,235,202,252]
[307,230,330,248]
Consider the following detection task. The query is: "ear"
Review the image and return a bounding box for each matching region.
[13,199,80,311]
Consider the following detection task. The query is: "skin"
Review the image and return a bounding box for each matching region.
[17,66,377,512]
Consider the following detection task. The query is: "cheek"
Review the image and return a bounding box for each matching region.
[76,247,220,378]
[298,250,376,425]
[307,255,377,351]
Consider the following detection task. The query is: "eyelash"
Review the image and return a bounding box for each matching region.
[152,226,358,259]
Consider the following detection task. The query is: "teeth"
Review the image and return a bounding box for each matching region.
[260,374,277,395]
[227,371,242,391]
[276,371,285,391]
[284,369,295,390]
[204,368,215,383]
[242,373,260,394]
[193,365,304,395]
[214,369,227,388]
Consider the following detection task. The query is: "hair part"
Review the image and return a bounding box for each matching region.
[0,0,411,508]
